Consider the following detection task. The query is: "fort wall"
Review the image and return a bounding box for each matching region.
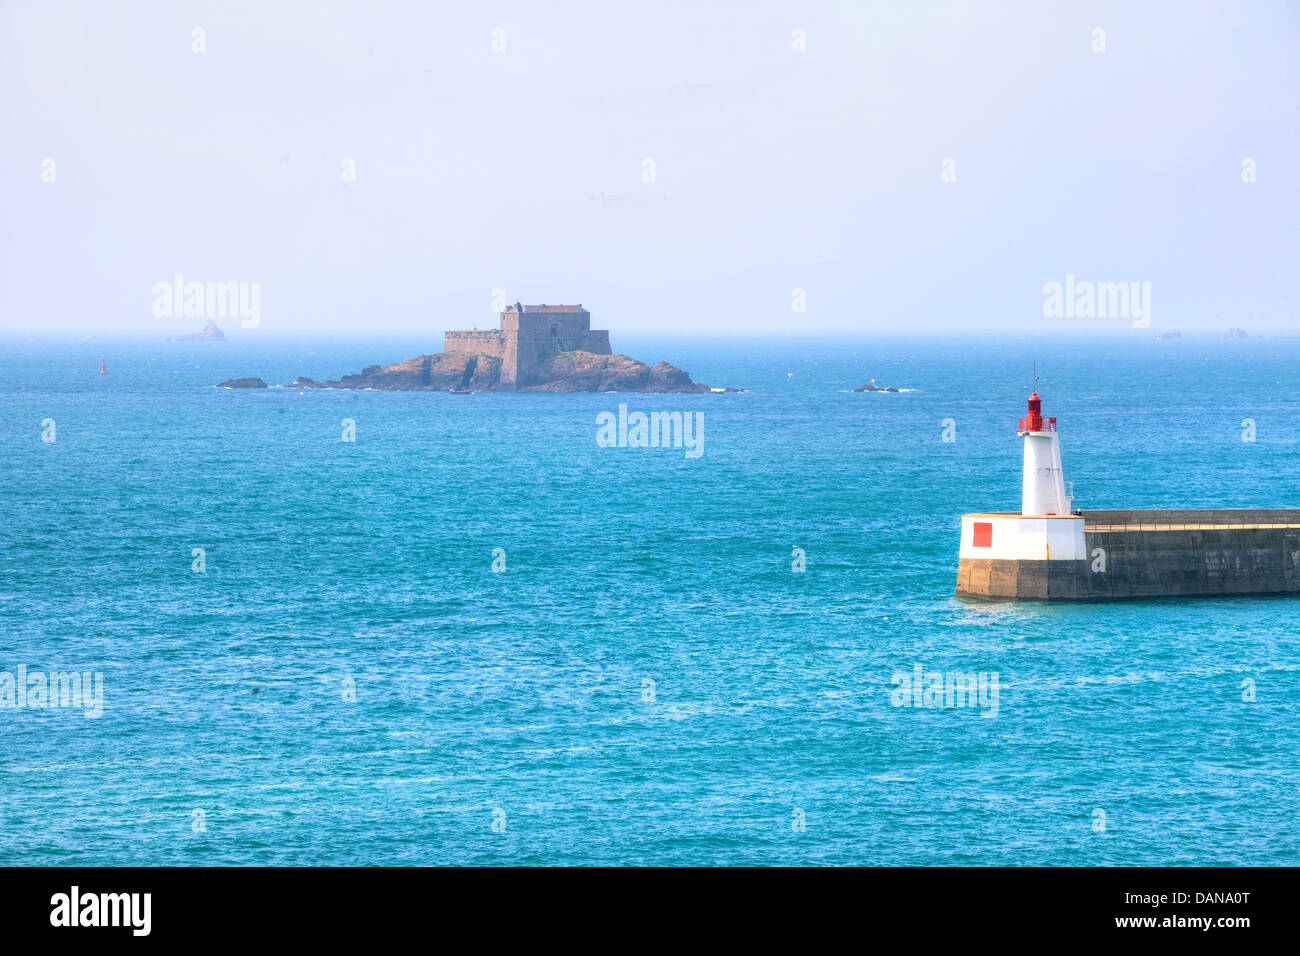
[444,330,508,358]
[443,306,612,389]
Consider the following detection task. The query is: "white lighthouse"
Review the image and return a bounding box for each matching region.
[1019,391,1072,516]
[956,391,1087,598]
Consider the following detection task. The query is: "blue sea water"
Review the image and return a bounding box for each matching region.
[2,334,1298,866]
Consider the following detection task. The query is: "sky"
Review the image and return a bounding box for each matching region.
[2,0,1297,339]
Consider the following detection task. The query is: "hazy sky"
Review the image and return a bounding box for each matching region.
[2,1,1297,338]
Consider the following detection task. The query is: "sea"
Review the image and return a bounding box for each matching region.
[2,334,1298,866]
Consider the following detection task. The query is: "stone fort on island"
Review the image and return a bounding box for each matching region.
[444,304,612,388]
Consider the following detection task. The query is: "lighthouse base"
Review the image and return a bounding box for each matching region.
[956,558,1091,601]
[956,509,1300,602]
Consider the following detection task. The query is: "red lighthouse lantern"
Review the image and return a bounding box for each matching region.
[1018,392,1056,434]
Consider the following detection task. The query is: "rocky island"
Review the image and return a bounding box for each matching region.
[854,379,902,392]
[226,304,715,393]
[218,377,267,389]
[173,322,226,342]
[290,349,707,392]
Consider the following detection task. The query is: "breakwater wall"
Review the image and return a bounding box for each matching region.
[956,509,1300,601]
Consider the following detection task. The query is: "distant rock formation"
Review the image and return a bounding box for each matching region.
[173,322,226,342]
[854,379,901,392]
[223,299,726,393]
[1155,329,1182,340]
[278,349,711,393]
[218,377,267,388]
[1221,327,1249,339]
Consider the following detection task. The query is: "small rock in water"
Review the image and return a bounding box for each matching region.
[217,377,267,389]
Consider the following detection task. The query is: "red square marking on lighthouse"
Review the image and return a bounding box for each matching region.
[973,522,993,548]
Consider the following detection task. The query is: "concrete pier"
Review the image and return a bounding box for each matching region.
[956,509,1300,601]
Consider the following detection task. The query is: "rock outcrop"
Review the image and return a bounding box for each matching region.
[218,377,267,388]
[521,352,708,392]
[279,349,710,393]
[174,322,226,342]
[292,353,504,391]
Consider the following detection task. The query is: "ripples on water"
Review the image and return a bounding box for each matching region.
[1,336,1297,865]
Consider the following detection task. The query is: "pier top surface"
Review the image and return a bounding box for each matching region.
[962,512,1079,520]
[961,509,1300,530]
[1081,508,1300,531]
